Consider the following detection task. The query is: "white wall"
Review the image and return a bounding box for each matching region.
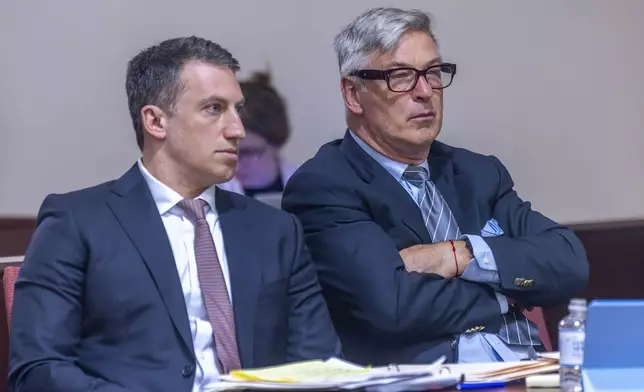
[1,0,643,223]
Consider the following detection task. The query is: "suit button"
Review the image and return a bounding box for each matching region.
[182,364,195,378]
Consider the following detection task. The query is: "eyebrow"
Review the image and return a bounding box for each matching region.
[197,95,245,108]
[384,57,443,69]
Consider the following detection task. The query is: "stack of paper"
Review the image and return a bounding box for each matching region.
[207,353,560,391]
[393,354,559,385]
[448,359,559,382]
[208,357,462,391]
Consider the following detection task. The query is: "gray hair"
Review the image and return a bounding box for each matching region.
[333,7,437,76]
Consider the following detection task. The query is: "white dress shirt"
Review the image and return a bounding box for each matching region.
[138,160,231,392]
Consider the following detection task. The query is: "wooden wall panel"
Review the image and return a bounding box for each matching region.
[0,219,35,258]
[543,219,644,349]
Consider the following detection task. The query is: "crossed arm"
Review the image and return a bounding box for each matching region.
[283,155,589,340]
[283,174,503,340]
[375,156,589,308]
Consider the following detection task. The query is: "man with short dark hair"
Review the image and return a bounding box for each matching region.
[283,8,589,366]
[9,36,340,392]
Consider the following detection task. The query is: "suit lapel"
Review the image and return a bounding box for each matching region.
[339,132,431,243]
[339,131,482,241]
[216,190,259,368]
[106,165,193,352]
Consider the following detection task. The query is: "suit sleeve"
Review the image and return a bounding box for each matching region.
[8,194,137,392]
[285,215,343,361]
[283,171,503,340]
[483,156,589,306]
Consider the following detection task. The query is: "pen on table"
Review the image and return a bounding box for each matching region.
[458,380,507,390]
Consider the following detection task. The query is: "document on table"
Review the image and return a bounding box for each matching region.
[394,356,559,383]
[226,357,369,382]
[446,358,559,382]
[206,354,559,391]
[207,356,462,391]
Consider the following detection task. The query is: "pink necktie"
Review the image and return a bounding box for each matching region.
[179,198,241,373]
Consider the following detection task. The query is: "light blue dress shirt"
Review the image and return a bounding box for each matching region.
[349,131,534,362]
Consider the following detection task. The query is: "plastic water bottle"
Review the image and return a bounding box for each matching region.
[559,298,587,392]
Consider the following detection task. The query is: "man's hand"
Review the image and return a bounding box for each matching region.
[399,241,473,279]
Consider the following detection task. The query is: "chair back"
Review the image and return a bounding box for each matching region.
[524,307,553,351]
[2,266,21,328]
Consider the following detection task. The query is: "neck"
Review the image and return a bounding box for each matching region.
[350,123,429,166]
[141,151,208,199]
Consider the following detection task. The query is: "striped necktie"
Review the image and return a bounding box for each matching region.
[402,165,541,347]
[180,198,242,373]
[402,165,461,242]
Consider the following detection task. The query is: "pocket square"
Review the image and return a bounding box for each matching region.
[481,218,504,237]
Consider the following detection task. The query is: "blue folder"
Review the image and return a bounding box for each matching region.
[582,299,644,391]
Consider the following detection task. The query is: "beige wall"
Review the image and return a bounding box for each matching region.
[1,0,643,223]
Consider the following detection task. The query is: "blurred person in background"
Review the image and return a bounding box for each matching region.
[219,71,297,198]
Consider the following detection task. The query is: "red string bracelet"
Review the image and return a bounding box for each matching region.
[449,240,459,275]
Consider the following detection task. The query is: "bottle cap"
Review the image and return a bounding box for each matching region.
[569,298,587,311]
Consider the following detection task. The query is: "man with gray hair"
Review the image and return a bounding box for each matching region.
[283,7,588,365]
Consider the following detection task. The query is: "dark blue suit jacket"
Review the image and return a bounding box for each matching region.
[282,131,588,366]
[9,164,341,392]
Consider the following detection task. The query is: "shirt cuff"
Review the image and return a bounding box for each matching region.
[460,234,501,284]
[495,291,509,314]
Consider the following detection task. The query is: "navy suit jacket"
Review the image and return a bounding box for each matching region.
[282,131,589,366]
[9,164,341,392]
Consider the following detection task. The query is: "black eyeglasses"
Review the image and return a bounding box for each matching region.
[350,63,457,93]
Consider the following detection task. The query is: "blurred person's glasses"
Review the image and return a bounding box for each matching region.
[350,63,457,93]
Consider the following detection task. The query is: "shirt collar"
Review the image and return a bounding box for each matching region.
[348,130,429,181]
[137,159,218,217]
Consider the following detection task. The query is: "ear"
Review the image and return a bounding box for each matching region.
[340,77,364,116]
[140,105,169,143]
